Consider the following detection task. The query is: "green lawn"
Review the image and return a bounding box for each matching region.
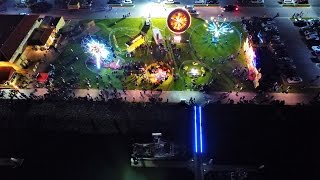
[53,17,253,91]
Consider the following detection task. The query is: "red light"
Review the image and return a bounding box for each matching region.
[236,7,239,11]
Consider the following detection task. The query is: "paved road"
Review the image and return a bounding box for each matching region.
[1,1,320,19]
[1,88,316,105]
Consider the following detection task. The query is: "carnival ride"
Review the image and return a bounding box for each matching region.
[243,37,261,88]
[81,35,116,69]
[205,16,234,43]
[145,63,172,84]
[167,8,192,34]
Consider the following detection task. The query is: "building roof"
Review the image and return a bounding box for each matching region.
[29,28,54,45]
[41,16,63,28]
[0,14,40,61]
[0,66,15,84]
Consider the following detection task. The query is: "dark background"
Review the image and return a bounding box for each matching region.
[0,100,319,180]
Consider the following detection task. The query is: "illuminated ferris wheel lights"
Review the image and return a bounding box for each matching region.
[167,8,191,34]
[81,36,114,70]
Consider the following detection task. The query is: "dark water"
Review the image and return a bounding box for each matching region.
[0,102,319,180]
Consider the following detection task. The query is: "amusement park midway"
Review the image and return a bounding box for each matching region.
[1,1,320,106]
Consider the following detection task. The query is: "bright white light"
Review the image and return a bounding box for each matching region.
[190,68,199,76]
[143,2,170,18]
[87,40,110,69]
[173,35,181,43]
[82,36,113,69]
[207,17,233,43]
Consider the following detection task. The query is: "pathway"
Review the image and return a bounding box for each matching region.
[0,88,317,106]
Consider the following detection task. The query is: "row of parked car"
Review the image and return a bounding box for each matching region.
[294,18,320,60]
[243,17,303,84]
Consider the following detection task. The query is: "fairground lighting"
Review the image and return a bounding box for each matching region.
[82,36,111,69]
[205,17,234,43]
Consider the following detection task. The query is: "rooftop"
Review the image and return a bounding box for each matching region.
[41,16,63,28]
[29,28,55,45]
[0,15,40,61]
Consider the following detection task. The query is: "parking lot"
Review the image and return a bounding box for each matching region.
[275,17,320,86]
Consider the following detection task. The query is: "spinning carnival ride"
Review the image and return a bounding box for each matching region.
[205,16,234,43]
[167,8,191,34]
[81,36,115,69]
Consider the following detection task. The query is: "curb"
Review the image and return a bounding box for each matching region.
[108,4,135,7]
[193,4,219,7]
[282,4,311,7]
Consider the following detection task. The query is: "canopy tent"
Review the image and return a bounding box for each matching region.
[36,73,49,84]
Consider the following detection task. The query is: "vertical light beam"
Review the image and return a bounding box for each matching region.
[199,106,203,153]
[194,106,198,153]
[95,55,101,69]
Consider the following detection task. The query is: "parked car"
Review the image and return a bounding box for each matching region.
[269,39,284,44]
[278,63,296,70]
[261,21,275,27]
[264,26,277,31]
[305,34,319,41]
[307,19,320,27]
[311,45,320,52]
[307,39,320,46]
[287,76,303,84]
[311,50,320,56]
[311,56,320,63]
[293,19,308,27]
[221,5,239,12]
[303,30,317,36]
[122,0,132,4]
[269,42,285,48]
[188,9,199,16]
[207,0,219,4]
[270,35,281,41]
[277,57,293,63]
[300,26,312,33]
[274,49,289,58]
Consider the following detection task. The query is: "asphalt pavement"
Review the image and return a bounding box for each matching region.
[1,1,320,20]
[275,17,320,86]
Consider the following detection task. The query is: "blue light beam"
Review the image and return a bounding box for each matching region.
[199,106,203,153]
[194,106,198,153]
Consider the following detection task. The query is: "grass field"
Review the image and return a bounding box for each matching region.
[53,17,253,91]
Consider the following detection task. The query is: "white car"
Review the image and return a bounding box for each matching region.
[251,0,264,3]
[194,0,205,4]
[305,34,319,40]
[311,45,320,52]
[122,0,132,4]
[261,21,275,27]
[167,0,174,3]
[303,30,317,36]
[264,26,277,31]
[282,0,295,4]
[287,76,303,84]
